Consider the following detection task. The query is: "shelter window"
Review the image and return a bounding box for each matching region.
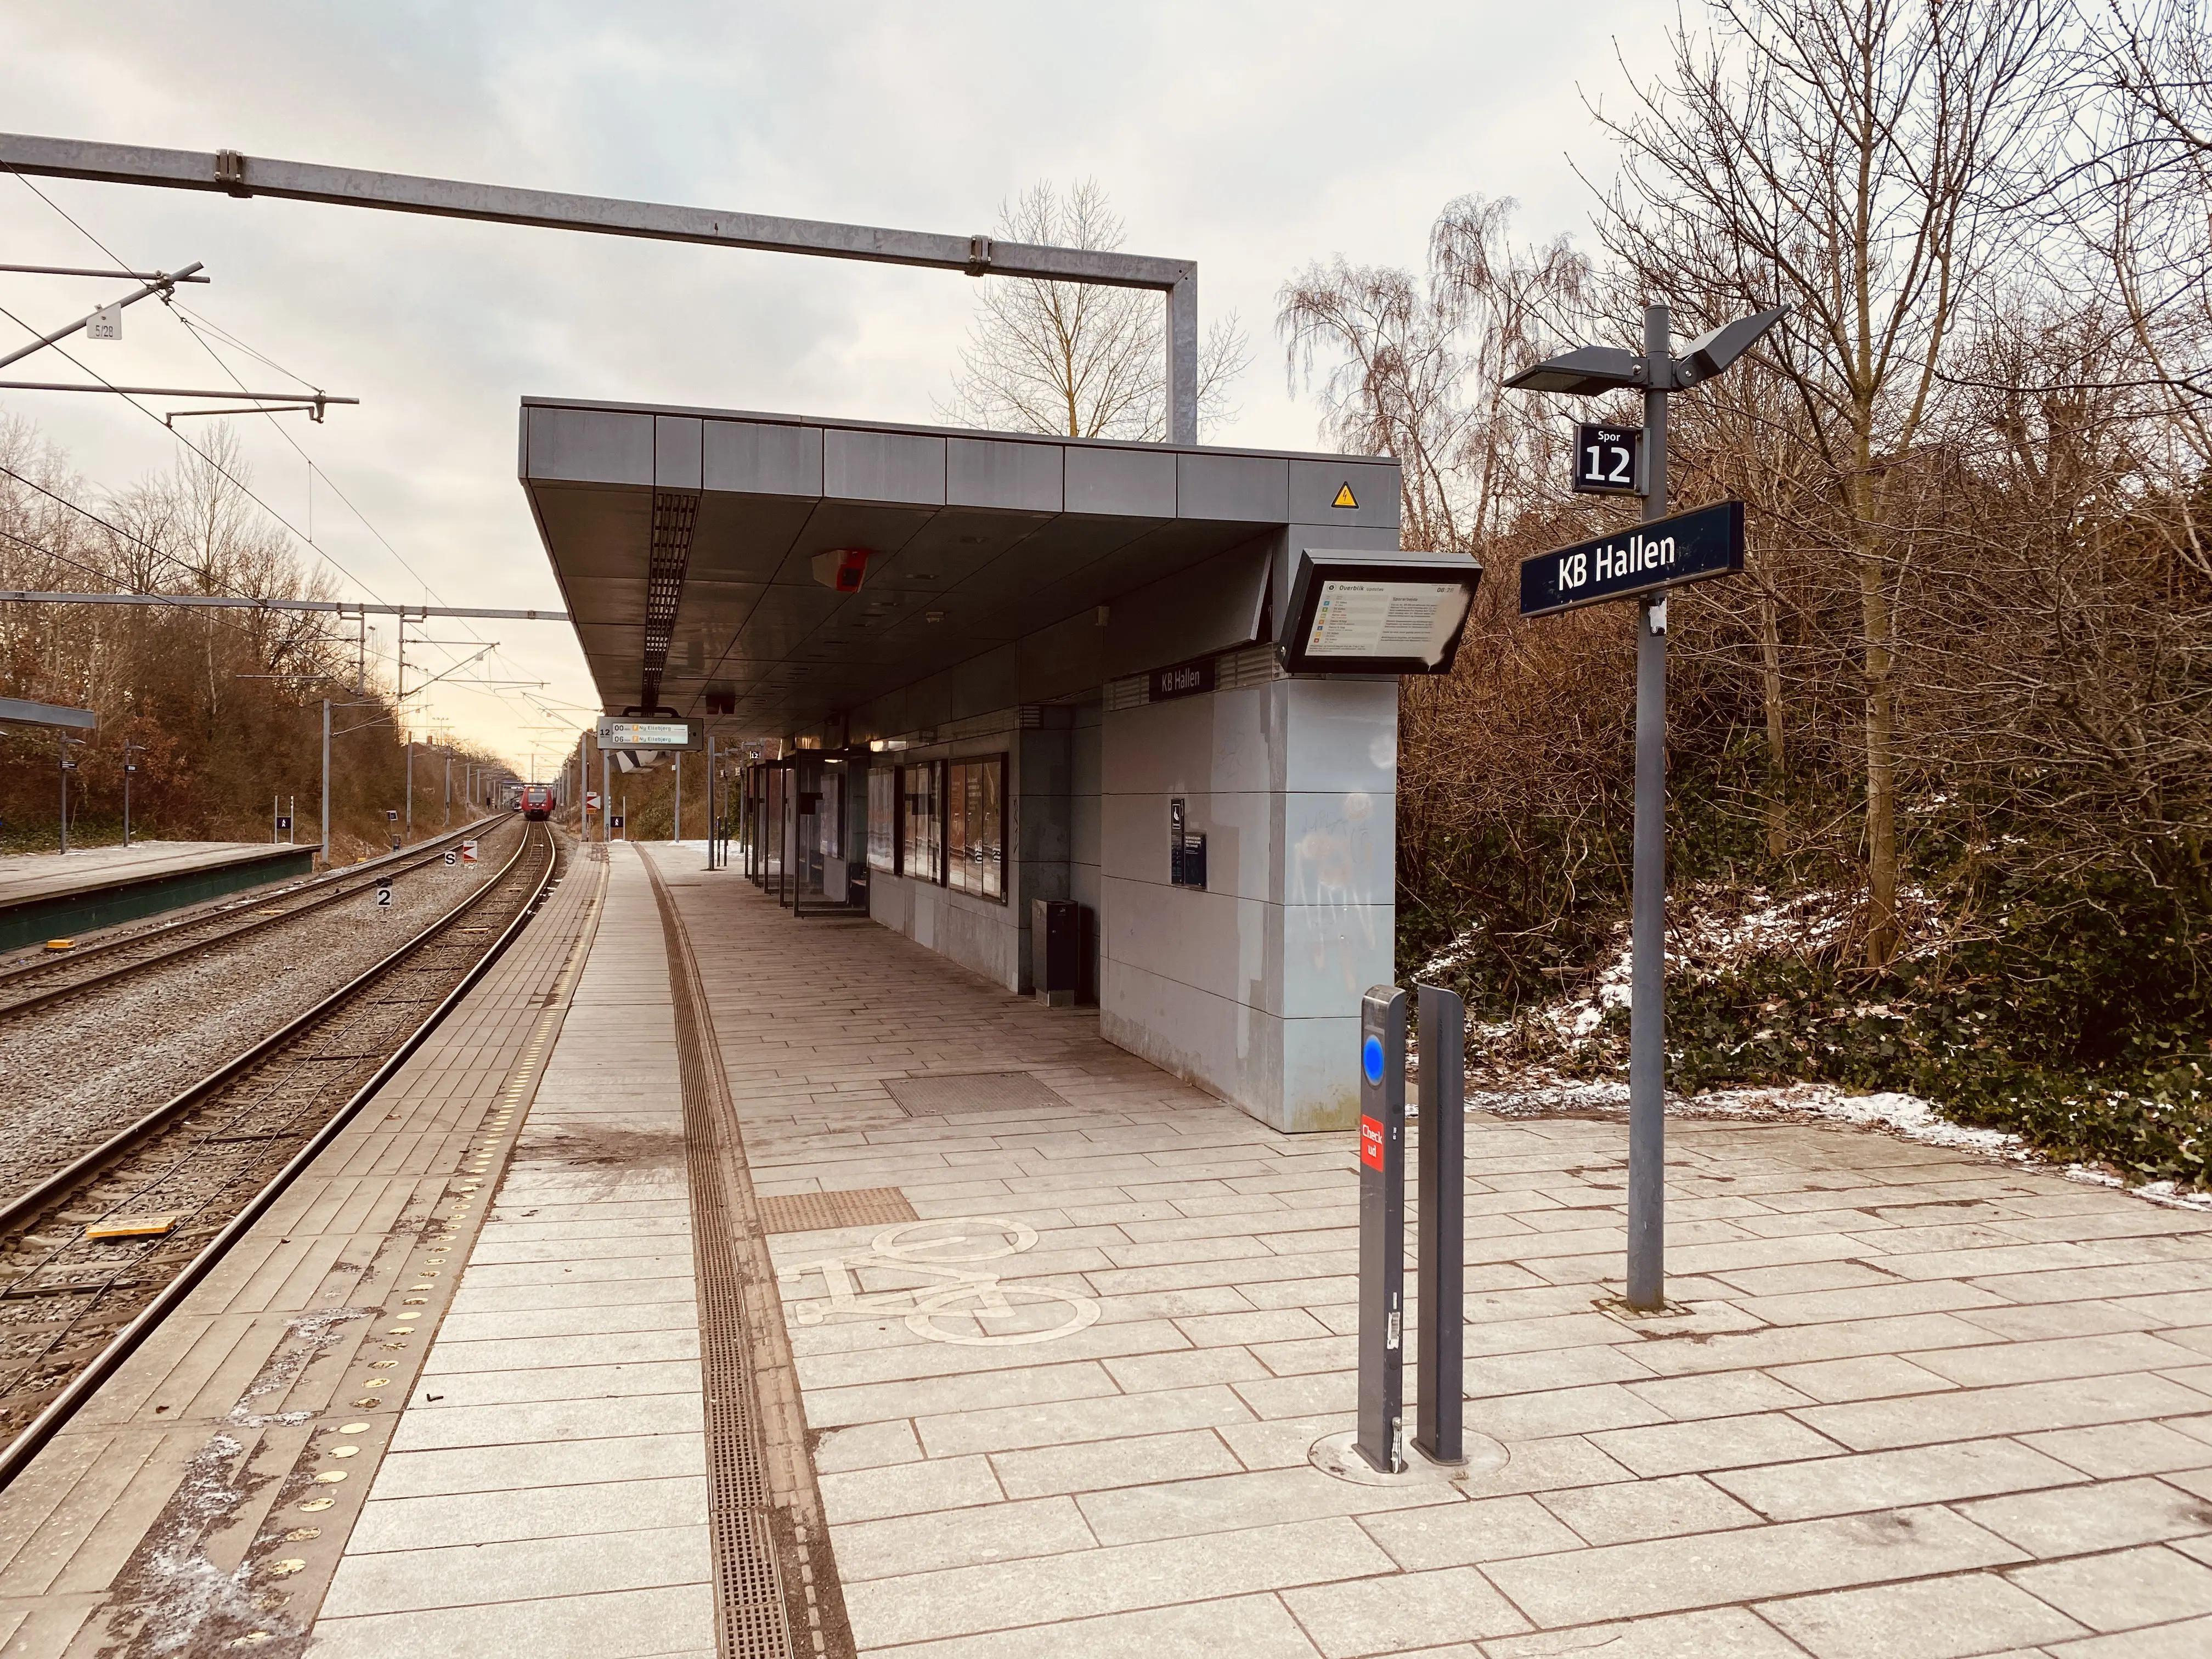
[899,761,943,882]
[946,755,1006,901]
[816,772,842,859]
[867,768,896,873]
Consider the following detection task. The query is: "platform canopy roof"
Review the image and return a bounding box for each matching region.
[519,398,1403,740]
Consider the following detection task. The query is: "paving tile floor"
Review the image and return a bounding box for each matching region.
[307,843,712,1659]
[647,850,2212,1659]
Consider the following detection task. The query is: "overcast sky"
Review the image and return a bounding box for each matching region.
[0,0,1680,774]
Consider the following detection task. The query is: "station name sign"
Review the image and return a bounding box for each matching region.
[596,716,704,752]
[1518,499,1744,618]
[1149,657,1216,702]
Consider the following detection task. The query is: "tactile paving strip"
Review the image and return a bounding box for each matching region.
[883,1070,1072,1117]
[757,1188,917,1235]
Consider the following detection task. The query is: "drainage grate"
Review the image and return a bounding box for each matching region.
[759,1188,917,1235]
[650,857,853,1659]
[884,1071,1073,1118]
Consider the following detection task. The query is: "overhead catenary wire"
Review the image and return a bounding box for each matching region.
[160,287,553,724]
[0,168,572,763]
[0,522,335,659]
[0,301,386,598]
[0,302,515,730]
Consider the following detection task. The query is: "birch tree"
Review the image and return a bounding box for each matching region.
[1277,194,1593,553]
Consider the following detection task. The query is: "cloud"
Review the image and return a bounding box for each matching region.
[0,0,1673,767]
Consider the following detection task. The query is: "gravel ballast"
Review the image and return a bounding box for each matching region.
[0,819,528,1205]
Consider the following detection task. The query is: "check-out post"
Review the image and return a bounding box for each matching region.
[1355,986,1408,1472]
[1356,981,1468,1475]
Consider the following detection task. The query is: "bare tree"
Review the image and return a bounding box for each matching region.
[1593,0,2067,964]
[0,416,402,849]
[1278,194,1594,552]
[942,179,1247,441]
[2080,1,2212,582]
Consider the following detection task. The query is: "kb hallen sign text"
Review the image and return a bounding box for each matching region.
[1149,656,1216,702]
[1518,498,1745,618]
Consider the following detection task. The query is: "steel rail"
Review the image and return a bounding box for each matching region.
[0,816,504,1011]
[0,822,560,1490]
[0,821,542,1239]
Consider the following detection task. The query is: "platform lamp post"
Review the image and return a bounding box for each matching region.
[320,698,332,867]
[58,733,84,852]
[1504,300,1785,1311]
[122,740,146,848]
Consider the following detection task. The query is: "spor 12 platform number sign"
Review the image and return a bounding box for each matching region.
[1572,423,1643,495]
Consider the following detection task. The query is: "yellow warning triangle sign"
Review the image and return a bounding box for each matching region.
[1331,482,1358,509]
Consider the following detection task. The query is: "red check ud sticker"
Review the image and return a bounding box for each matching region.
[1359,1116,1385,1171]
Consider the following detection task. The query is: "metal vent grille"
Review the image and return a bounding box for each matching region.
[884,1071,1074,1118]
[1216,643,1287,691]
[1104,645,1282,712]
[720,1511,787,1656]
[1102,672,1148,712]
[652,858,860,1657]
[681,1025,785,1653]
[759,1187,917,1235]
[639,490,701,713]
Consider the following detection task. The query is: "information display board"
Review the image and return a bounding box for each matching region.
[1280,550,1483,676]
[1304,580,1467,662]
[595,716,704,752]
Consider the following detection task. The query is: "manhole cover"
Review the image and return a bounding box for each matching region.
[884,1071,1072,1118]
[757,1187,917,1235]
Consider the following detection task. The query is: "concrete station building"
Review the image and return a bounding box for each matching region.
[522,399,1477,1132]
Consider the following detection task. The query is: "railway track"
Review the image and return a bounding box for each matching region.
[0,820,564,1481]
[0,815,509,1020]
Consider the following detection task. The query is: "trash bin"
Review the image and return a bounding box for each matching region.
[1031,898,1080,1007]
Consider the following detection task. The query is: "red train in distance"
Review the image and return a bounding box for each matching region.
[520,785,554,820]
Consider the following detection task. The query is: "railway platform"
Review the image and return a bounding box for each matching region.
[4,842,2211,1657]
[0,842,318,953]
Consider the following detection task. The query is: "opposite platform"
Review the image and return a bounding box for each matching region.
[0,842,315,952]
[0,834,606,1656]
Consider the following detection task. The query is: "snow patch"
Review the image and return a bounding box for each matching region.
[1466,1069,2207,1210]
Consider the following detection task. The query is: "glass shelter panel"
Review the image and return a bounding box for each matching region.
[816,770,841,860]
[946,754,1006,901]
[868,768,896,873]
[763,766,785,882]
[899,761,943,883]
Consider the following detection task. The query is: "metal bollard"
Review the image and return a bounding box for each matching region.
[1355,985,1408,1474]
[1415,983,1466,1464]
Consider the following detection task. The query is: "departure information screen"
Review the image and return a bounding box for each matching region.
[1303,580,1472,668]
[595,718,702,751]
